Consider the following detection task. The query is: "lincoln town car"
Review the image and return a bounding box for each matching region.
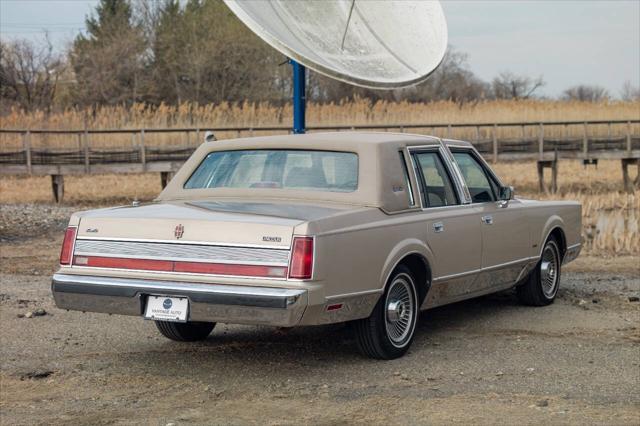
[52,133,581,359]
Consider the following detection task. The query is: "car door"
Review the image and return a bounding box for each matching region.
[450,149,531,289]
[408,147,482,307]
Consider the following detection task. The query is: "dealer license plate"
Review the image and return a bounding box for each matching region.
[144,295,189,322]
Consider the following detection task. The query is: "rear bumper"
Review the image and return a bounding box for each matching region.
[51,273,308,327]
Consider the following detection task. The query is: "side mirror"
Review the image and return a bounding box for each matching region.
[499,186,514,201]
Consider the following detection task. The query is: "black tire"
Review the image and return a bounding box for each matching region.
[354,265,419,360]
[155,321,216,342]
[517,236,562,306]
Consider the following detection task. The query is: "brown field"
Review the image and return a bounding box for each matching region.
[1,99,639,150]
[1,159,637,255]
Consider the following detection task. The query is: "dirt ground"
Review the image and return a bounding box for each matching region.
[0,206,639,425]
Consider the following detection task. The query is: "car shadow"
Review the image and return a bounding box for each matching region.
[109,289,534,380]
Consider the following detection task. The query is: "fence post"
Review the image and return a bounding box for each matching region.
[140,129,146,171]
[23,131,32,174]
[83,130,90,173]
[627,120,632,155]
[196,127,200,145]
[538,123,544,161]
[492,124,498,163]
[447,124,452,139]
[583,122,588,158]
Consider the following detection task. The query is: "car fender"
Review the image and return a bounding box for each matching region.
[539,214,565,256]
[379,238,434,292]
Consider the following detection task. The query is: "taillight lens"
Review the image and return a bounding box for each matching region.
[289,237,314,279]
[59,226,77,265]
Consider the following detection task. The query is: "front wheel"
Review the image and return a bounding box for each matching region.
[354,265,419,360]
[517,236,562,306]
[155,321,216,342]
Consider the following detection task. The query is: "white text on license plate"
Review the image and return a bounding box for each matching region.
[144,295,188,322]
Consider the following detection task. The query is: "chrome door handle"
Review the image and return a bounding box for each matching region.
[433,222,444,233]
[481,215,493,225]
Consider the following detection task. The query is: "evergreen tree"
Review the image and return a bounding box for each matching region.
[71,0,147,106]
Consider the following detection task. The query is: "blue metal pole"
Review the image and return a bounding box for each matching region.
[290,59,306,134]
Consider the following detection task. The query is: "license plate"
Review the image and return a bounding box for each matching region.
[144,295,189,322]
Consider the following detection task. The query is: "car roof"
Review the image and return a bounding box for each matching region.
[207,131,443,151]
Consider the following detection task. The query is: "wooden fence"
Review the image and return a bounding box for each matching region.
[1,119,638,199]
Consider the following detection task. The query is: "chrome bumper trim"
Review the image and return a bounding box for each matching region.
[52,273,307,326]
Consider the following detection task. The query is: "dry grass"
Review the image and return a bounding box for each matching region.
[1,99,639,150]
[1,159,638,255]
[1,100,638,254]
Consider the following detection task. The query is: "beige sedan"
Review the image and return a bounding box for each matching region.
[52,133,581,359]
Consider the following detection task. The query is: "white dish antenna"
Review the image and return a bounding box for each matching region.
[224,0,448,89]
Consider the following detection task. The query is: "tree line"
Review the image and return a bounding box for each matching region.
[1,0,639,113]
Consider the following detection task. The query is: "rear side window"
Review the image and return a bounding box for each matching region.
[412,152,458,208]
[185,150,358,192]
[452,152,498,203]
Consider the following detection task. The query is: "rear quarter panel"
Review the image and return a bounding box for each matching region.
[297,208,434,300]
[520,199,582,258]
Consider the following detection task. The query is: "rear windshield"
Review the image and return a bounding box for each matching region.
[184,150,358,192]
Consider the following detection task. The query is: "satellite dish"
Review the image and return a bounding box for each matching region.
[224,0,448,89]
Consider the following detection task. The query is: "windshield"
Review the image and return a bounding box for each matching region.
[184,150,358,192]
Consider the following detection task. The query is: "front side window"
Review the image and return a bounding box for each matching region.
[452,152,498,203]
[412,151,458,208]
[184,150,358,192]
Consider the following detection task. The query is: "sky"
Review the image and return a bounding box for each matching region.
[1,0,639,97]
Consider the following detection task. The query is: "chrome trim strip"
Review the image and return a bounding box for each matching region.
[52,273,306,309]
[433,256,539,282]
[75,236,289,250]
[325,288,383,300]
[567,243,581,250]
[74,240,289,266]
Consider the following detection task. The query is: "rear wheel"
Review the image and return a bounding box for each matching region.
[354,265,419,360]
[155,321,216,342]
[517,236,561,306]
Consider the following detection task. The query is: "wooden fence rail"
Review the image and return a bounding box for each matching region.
[1,119,639,200]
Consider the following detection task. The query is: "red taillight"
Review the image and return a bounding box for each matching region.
[289,237,314,279]
[59,227,77,265]
[72,256,288,278]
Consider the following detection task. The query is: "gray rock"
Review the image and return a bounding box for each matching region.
[628,296,639,302]
[536,399,549,407]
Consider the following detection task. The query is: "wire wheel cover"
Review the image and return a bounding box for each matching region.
[540,242,559,298]
[385,275,416,347]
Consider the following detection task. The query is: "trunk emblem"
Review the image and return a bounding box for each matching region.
[174,224,185,239]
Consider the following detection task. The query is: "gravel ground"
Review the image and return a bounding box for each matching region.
[0,204,639,425]
[0,204,76,242]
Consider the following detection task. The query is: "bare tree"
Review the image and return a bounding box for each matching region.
[0,35,64,112]
[491,72,545,100]
[307,47,490,105]
[620,80,640,102]
[562,85,610,102]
